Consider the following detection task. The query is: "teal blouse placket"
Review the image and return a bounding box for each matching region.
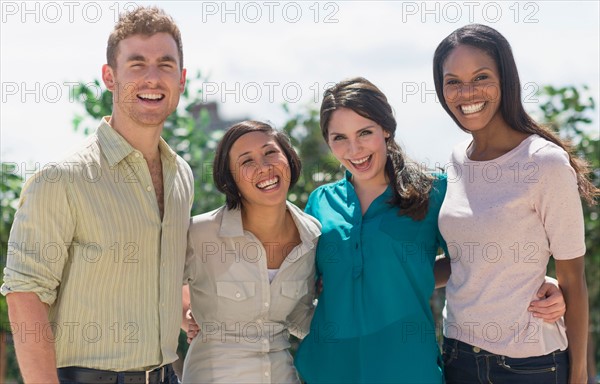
[342,171,393,279]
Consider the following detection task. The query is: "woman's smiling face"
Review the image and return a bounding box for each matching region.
[327,108,390,186]
[442,44,505,133]
[228,131,291,208]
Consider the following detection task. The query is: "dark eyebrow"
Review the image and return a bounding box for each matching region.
[329,125,375,137]
[158,55,178,64]
[444,66,494,78]
[125,55,178,64]
[126,54,146,63]
[357,125,375,133]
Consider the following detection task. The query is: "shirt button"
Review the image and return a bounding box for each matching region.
[146,186,152,192]
[264,371,270,377]
[264,302,269,307]
[134,152,141,158]
[262,339,268,344]
[235,292,241,298]
[257,319,263,325]
[472,346,481,353]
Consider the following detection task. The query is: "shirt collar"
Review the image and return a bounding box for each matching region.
[218,206,245,238]
[97,116,178,167]
[287,201,321,244]
[345,169,353,181]
[218,201,321,244]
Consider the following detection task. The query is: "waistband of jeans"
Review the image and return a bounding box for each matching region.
[443,337,496,355]
[57,364,173,384]
[443,337,567,358]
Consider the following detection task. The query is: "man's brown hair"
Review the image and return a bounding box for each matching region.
[107,6,183,70]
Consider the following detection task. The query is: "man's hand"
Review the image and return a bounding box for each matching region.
[528,280,566,323]
[186,309,200,344]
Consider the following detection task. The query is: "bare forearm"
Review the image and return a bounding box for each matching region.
[7,292,59,384]
[434,256,451,289]
[556,258,588,384]
[563,281,588,383]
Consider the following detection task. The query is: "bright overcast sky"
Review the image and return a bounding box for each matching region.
[1,1,599,175]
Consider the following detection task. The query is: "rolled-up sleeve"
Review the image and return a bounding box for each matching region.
[1,165,75,305]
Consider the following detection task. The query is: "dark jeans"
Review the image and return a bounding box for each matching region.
[443,337,568,384]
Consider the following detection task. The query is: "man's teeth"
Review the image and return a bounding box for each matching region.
[138,94,163,100]
[257,177,278,189]
[461,102,485,114]
[350,156,370,165]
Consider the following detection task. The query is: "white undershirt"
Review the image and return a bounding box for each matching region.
[267,268,279,283]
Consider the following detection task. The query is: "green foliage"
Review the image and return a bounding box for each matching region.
[536,85,599,369]
[0,163,23,334]
[282,104,343,209]
[70,79,113,136]
[1,164,25,382]
[538,85,596,139]
[160,74,226,214]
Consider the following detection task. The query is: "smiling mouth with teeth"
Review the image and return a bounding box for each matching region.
[256,176,279,190]
[138,93,165,101]
[461,102,485,115]
[350,155,370,165]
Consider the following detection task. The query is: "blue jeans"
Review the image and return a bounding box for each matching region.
[443,337,568,384]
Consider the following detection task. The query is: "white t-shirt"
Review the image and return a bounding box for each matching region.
[439,134,585,358]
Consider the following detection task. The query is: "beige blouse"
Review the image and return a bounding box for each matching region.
[182,202,321,384]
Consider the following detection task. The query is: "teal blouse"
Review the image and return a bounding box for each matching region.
[295,173,447,383]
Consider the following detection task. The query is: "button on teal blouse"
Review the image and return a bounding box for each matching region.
[295,173,447,384]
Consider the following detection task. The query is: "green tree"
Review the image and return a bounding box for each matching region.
[0,163,22,330]
[1,162,25,382]
[282,103,343,208]
[536,85,599,374]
